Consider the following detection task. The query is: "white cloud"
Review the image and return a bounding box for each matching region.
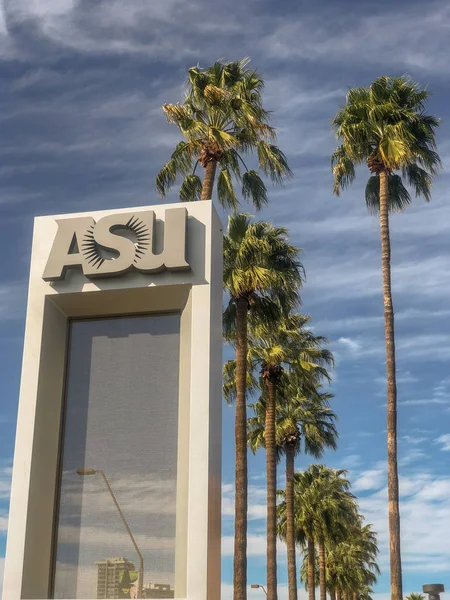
[401,378,450,408]
[356,467,450,575]
[0,282,27,321]
[337,337,362,353]
[353,466,386,492]
[3,0,243,61]
[398,449,428,468]
[58,523,174,553]
[436,434,450,451]
[222,534,266,557]
[222,483,267,521]
[262,3,450,74]
[59,471,177,516]
[0,464,12,500]
[304,253,450,306]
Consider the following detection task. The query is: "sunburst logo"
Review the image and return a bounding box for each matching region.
[43,207,190,282]
[81,215,151,271]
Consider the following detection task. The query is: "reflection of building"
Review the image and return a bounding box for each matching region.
[143,583,174,599]
[96,556,136,599]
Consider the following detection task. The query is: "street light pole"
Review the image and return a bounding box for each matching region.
[77,469,144,599]
[423,585,445,600]
[251,584,268,596]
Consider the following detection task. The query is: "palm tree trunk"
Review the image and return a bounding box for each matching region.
[379,169,402,600]
[336,590,341,600]
[318,540,326,600]
[352,593,357,600]
[266,379,278,600]
[201,159,217,200]
[285,442,297,600]
[330,590,336,600]
[307,539,315,600]
[234,298,248,600]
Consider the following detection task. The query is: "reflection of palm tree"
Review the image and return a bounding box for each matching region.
[119,570,138,599]
[76,468,144,598]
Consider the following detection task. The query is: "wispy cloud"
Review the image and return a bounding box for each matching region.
[262,2,450,74]
[337,337,362,354]
[0,282,27,321]
[436,434,450,451]
[0,463,12,501]
[400,377,450,407]
[353,464,386,492]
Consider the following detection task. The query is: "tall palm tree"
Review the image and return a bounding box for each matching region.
[249,375,337,600]
[331,75,441,600]
[156,58,291,208]
[223,214,303,600]
[277,383,337,600]
[279,465,356,600]
[326,522,379,600]
[248,316,334,600]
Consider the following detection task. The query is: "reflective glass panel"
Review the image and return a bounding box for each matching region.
[53,315,180,599]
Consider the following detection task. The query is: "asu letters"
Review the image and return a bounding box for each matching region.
[43,207,190,281]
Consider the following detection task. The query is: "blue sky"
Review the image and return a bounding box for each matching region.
[0,0,450,598]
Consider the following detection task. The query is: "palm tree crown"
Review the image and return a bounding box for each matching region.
[223,213,303,328]
[247,376,337,458]
[156,58,291,208]
[332,75,441,210]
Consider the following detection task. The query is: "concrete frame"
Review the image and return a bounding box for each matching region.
[2,201,223,600]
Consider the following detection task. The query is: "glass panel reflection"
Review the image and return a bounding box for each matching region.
[53,315,180,599]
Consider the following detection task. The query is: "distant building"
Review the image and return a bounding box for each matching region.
[95,556,136,599]
[143,583,174,599]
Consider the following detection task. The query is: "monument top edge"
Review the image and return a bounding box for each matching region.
[34,199,219,223]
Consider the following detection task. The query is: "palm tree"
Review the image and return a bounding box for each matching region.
[331,76,441,600]
[279,465,356,600]
[358,587,375,600]
[299,546,319,600]
[248,316,334,600]
[223,214,303,600]
[248,374,337,600]
[326,522,379,600]
[156,58,291,208]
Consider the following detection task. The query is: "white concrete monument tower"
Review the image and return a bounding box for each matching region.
[2,201,222,600]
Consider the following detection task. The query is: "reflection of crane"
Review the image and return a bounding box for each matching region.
[76,468,144,598]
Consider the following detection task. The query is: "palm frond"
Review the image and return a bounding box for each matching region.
[365,174,411,215]
[257,142,292,184]
[242,170,268,210]
[217,167,239,210]
[180,174,202,202]
[155,159,177,197]
[332,146,356,196]
[401,163,433,201]
[155,141,196,197]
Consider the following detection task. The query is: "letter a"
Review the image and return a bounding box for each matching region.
[43,217,95,281]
